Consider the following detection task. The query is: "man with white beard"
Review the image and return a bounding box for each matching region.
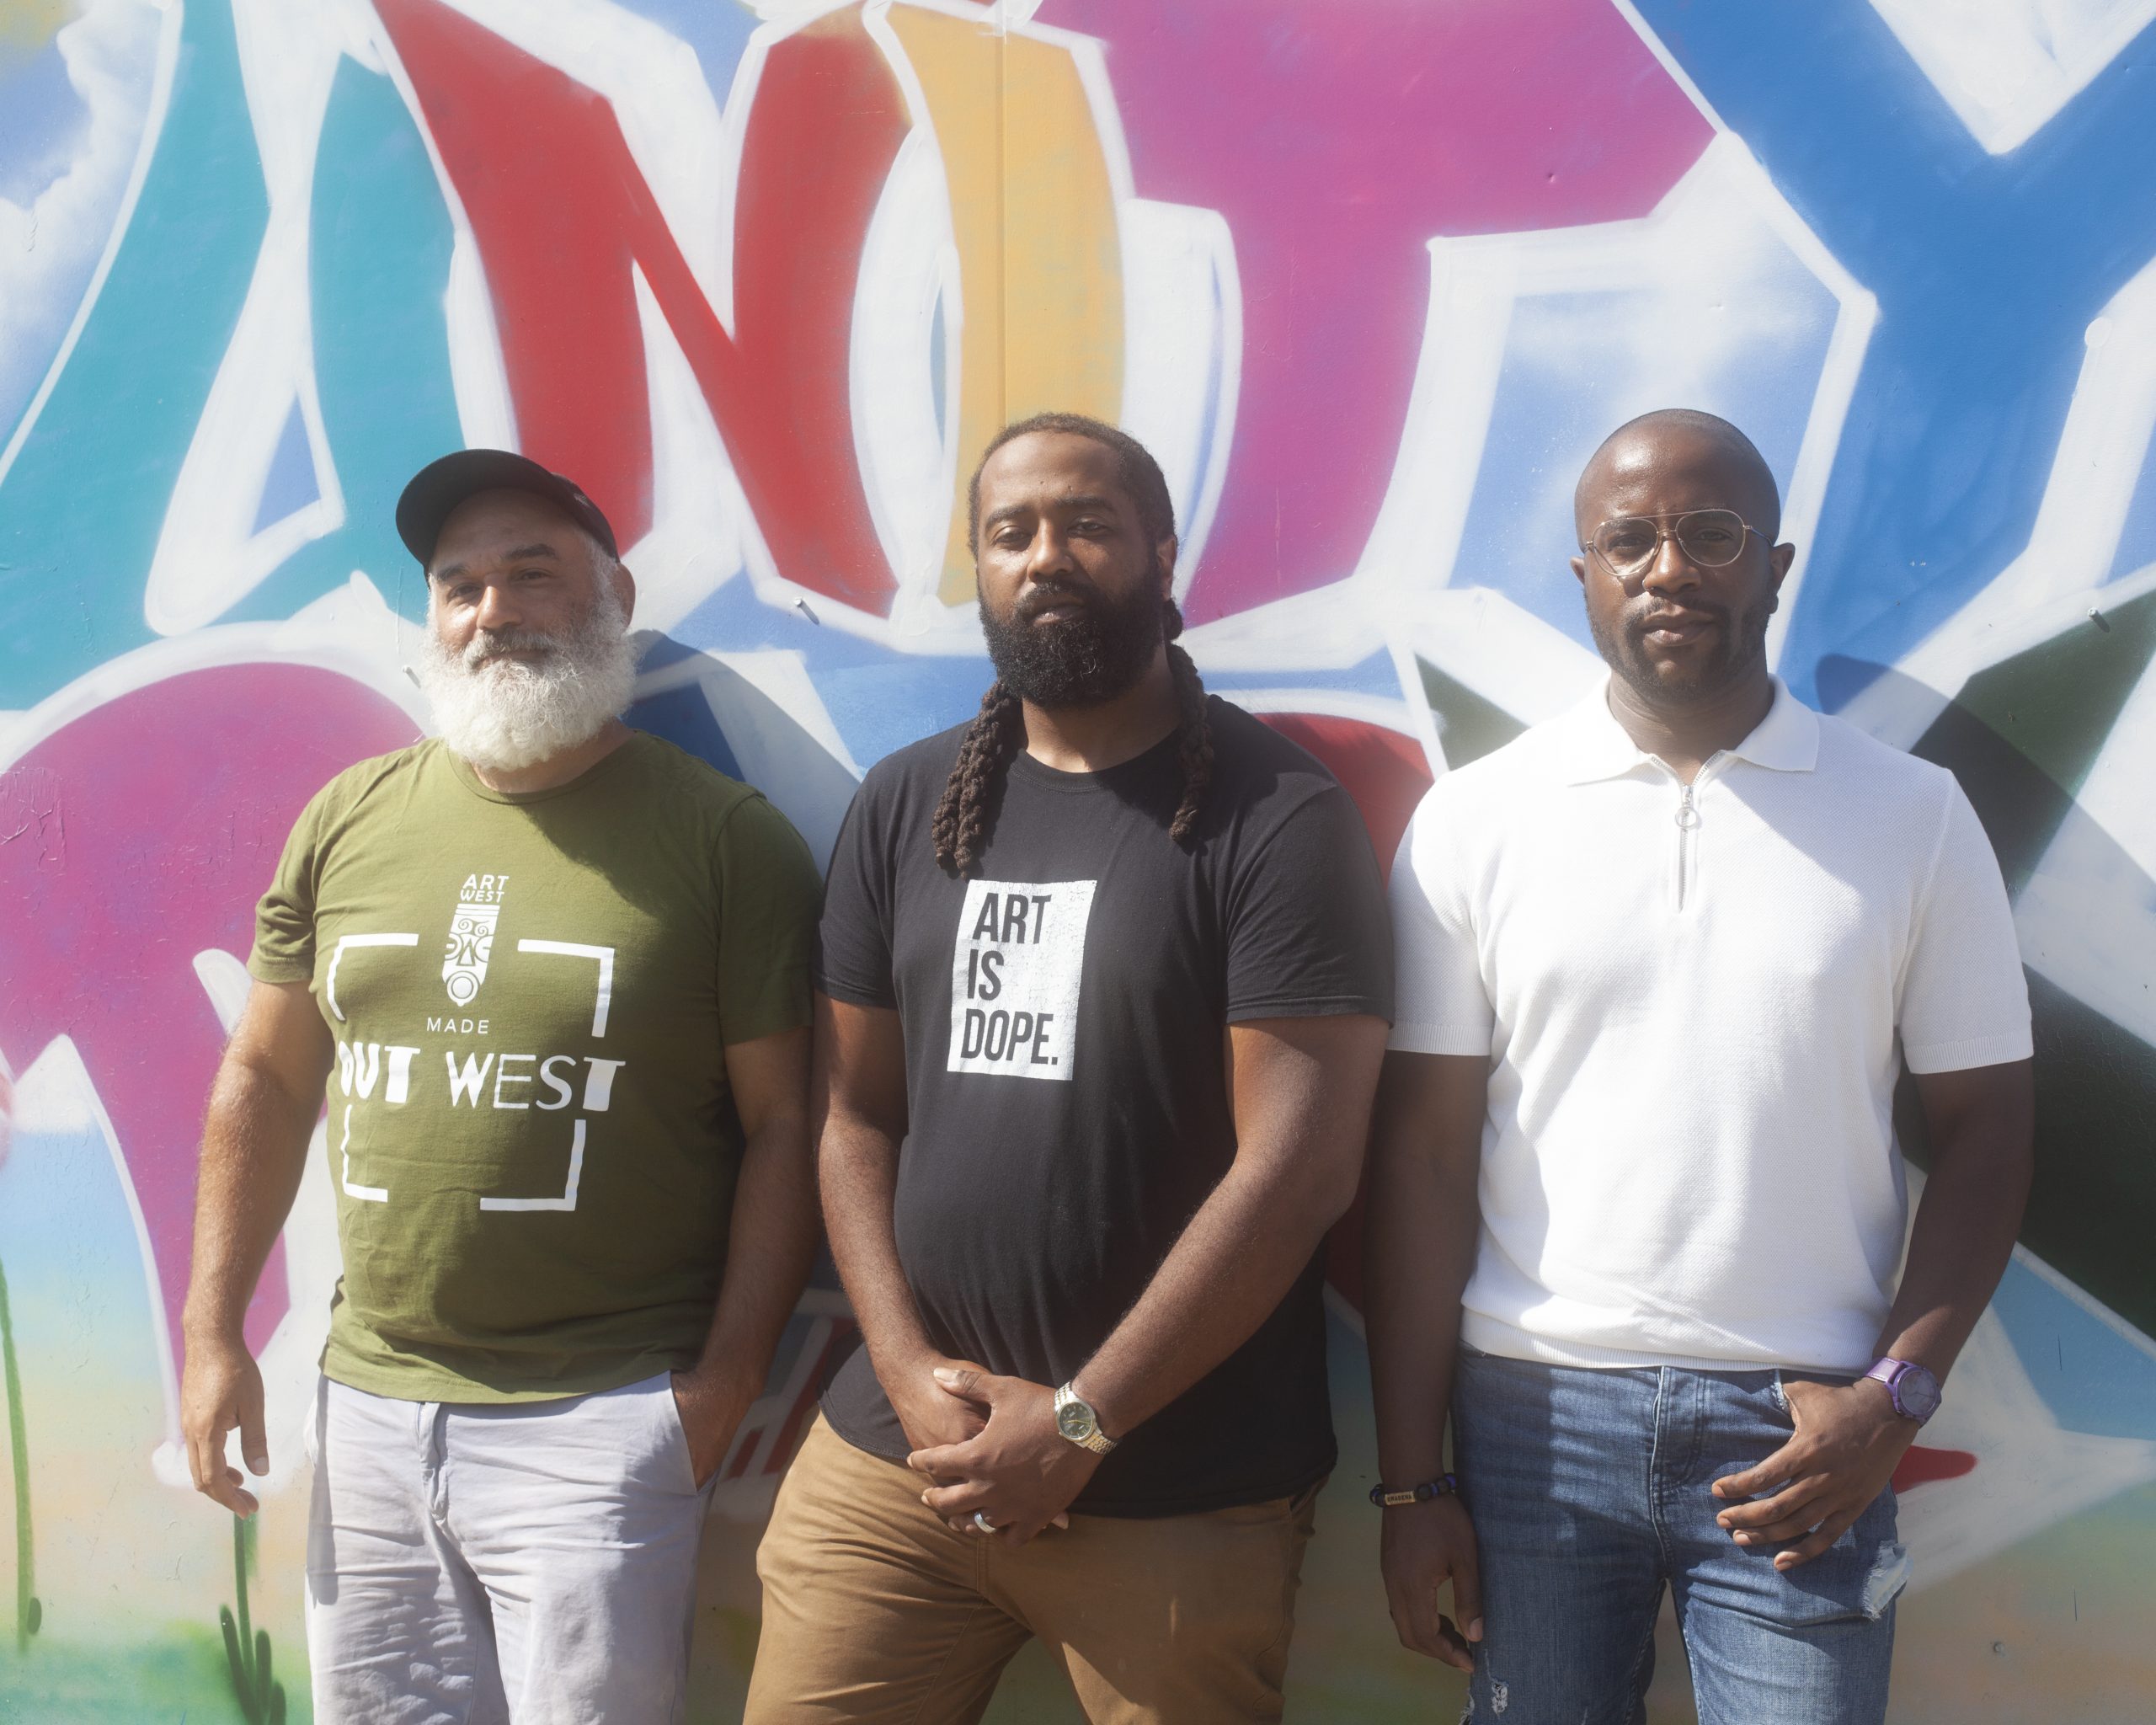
[179,451,824,1722]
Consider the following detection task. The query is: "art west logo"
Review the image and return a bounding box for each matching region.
[328,883,620,1211]
[442,873,510,1006]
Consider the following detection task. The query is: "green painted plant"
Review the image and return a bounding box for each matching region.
[0,1252,40,1652]
[219,1513,286,1725]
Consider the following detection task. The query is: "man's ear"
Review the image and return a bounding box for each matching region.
[1155,534,1179,596]
[611,559,638,627]
[1570,553,1588,590]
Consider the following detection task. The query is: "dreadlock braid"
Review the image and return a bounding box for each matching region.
[1166,639,1213,846]
[931,680,1024,875]
[932,619,1213,876]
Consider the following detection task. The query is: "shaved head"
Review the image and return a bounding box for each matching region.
[1570,408,1796,718]
[1574,409,1781,543]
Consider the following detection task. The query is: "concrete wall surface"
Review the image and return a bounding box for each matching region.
[3,2,2153,1718]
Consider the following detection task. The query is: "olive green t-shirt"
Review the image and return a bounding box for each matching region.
[249,734,820,1402]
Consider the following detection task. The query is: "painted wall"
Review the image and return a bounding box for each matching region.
[2,2,2153,1718]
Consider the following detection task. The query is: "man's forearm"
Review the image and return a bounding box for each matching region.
[1366,1143,1479,1485]
[1876,1081,2034,1380]
[819,1122,939,1375]
[183,1060,317,1341]
[691,1110,818,1385]
[1075,1016,1382,1441]
[1075,1156,1347,1440]
[1364,1052,1488,1483]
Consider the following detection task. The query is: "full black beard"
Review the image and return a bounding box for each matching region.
[979,579,1166,708]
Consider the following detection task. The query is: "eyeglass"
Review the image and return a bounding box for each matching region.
[1583,509,1762,580]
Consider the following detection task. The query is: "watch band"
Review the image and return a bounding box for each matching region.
[1369,1473,1459,1509]
[1054,1383,1117,1455]
[1861,1356,1941,1425]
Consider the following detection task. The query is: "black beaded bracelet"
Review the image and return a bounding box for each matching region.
[1369,1473,1459,1508]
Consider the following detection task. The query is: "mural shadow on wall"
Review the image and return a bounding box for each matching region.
[1817,656,2156,1341]
[626,631,865,876]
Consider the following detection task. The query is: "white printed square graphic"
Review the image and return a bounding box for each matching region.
[947,879,1097,1081]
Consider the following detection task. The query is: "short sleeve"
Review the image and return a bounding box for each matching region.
[248,790,329,985]
[1897,779,2031,1073]
[1386,787,1494,1056]
[814,771,899,1010]
[1223,786,1393,1023]
[713,793,823,1044]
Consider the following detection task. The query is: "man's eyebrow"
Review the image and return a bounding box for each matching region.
[428,542,563,583]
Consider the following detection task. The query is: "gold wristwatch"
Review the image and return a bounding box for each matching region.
[1054,1383,1117,1455]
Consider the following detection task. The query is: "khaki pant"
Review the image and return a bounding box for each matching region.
[744,1416,1320,1724]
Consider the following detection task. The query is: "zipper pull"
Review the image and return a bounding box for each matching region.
[1676,784,1699,830]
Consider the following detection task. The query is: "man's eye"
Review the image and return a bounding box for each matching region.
[1604,532,1655,560]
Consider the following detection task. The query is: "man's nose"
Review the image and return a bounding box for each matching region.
[1641,531,1700,592]
[1023,524,1080,579]
[472,581,520,630]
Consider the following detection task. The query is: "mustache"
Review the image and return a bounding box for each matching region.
[1014,584,1094,624]
[461,626,565,668]
[1626,598,1729,633]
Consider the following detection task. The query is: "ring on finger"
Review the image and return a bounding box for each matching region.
[972,1510,998,1535]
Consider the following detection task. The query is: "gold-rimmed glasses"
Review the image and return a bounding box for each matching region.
[1583,509,1763,582]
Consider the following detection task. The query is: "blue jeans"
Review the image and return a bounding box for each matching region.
[1450,1349,1908,1725]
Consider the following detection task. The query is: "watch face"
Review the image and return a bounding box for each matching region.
[1056,1400,1097,1443]
[1894,1365,1942,1422]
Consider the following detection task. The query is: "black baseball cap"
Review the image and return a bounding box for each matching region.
[395,448,620,569]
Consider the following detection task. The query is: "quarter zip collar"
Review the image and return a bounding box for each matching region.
[1723,681,1819,773]
[1555,677,1818,787]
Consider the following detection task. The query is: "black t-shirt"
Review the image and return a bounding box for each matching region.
[815,697,1393,1515]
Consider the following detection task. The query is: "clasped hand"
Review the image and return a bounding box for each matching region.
[905,1365,1097,1545]
[1711,1376,1916,1569]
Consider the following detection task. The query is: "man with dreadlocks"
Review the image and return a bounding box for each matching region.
[744,415,1393,1724]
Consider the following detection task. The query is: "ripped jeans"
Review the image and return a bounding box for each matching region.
[1450,1349,1906,1725]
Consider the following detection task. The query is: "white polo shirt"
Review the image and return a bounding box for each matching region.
[1389,679,2031,1372]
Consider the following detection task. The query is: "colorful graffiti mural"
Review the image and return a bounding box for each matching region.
[3,0,2154,1717]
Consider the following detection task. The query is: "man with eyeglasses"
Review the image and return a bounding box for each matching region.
[1364,409,2033,1722]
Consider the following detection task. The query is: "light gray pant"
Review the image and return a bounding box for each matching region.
[304,1371,714,1724]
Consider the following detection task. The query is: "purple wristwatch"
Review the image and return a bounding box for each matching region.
[1862,1358,1942,1424]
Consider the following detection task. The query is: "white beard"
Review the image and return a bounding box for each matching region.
[415,580,638,773]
